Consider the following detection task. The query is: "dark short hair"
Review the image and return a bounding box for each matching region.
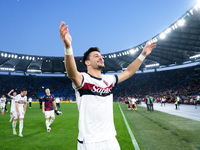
[21,88,27,92]
[82,47,100,66]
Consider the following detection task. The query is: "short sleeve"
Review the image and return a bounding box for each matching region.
[15,95,19,102]
[114,75,118,87]
[72,74,84,90]
[42,96,45,102]
[52,95,55,101]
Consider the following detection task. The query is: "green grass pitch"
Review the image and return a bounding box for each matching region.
[1,103,200,150]
[0,103,133,150]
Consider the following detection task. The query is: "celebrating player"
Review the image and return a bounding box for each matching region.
[12,88,27,137]
[7,89,17,122]
[0,95,6,115]
[59,21,156,149]
[42,88,57,132]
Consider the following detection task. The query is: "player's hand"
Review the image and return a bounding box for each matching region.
[42,110,45,114]
[17,112,20,117]
[24,112,26,116]
[11,89,14,92]
[141,39,157,57]
[59,21,72,49]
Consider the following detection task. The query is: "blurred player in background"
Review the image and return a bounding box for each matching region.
[28,97,32,108]
[132,97,137,110]
[7,89,17,122]
[12,88,27,137]
[0,95,6,115]
[42,88,57,132]
[127,96,132,110]
[55,97,61,109]
[146,95,150,112]
[149,95,154,111]
[39,96,43,109]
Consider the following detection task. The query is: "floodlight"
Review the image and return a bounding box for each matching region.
[159,32,166,39]
[190,9,193,15]
[145,63,159,68]
[5,53,7,57]
[129,49,135,54]
[177,19,185,26]
[196,0,200,8]
[190,54,200,59]
[165,28,171,34]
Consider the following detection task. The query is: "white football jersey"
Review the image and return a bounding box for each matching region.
[15,94,27,111]
[73,73,118,143]
[55,98,60,103]
[28,98,32,102]
[0,97,6,104]
[11,96,17,111]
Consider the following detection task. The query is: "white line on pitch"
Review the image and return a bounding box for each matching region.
[118,103,140,150]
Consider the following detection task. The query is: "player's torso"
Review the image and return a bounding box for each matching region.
[16,95,27,110]
[76,73,116,142]
[11,96,17,109]
[44,95,54,111]
[1,98,6,103]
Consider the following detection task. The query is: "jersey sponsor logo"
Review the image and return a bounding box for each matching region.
[18,100,26,104]
[91,85,112,95]
[79,82,113,97]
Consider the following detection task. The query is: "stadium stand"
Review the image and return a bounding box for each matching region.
[0,65,199,103]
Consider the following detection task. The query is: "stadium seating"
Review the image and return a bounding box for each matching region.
[0,65,199,102]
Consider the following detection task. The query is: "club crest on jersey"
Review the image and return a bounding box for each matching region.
[103,80,109,86]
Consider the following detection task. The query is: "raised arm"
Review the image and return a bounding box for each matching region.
[117,39,156,84]
[7,89,14,97]
[59,21,82,88]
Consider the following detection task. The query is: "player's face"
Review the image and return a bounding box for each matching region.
[2,95,5,98]
[21,91,27,97]
[45,89,50,95]
[13,92,17,96]
[87,51,105,70]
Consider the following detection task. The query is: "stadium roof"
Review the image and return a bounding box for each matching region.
[0,2,200,74]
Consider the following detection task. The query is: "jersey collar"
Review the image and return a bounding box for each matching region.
[87,73,102,80]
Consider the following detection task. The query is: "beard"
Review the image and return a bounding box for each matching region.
[95,63,105,70]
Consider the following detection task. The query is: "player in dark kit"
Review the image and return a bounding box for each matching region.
[42,88,57,132]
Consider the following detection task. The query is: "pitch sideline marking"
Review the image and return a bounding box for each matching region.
[118,103,140,150]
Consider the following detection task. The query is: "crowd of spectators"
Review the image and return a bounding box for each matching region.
[0,74,75,101]
[113,65,200,102]
[0,65,199,102]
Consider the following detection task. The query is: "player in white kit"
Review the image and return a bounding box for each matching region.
[59,21,156,150]
[0,95,7,115]
[28,97,32,108]
[12,88,27,137]
[7,89,17,122]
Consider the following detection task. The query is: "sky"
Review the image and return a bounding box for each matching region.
[0,0,198,57]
